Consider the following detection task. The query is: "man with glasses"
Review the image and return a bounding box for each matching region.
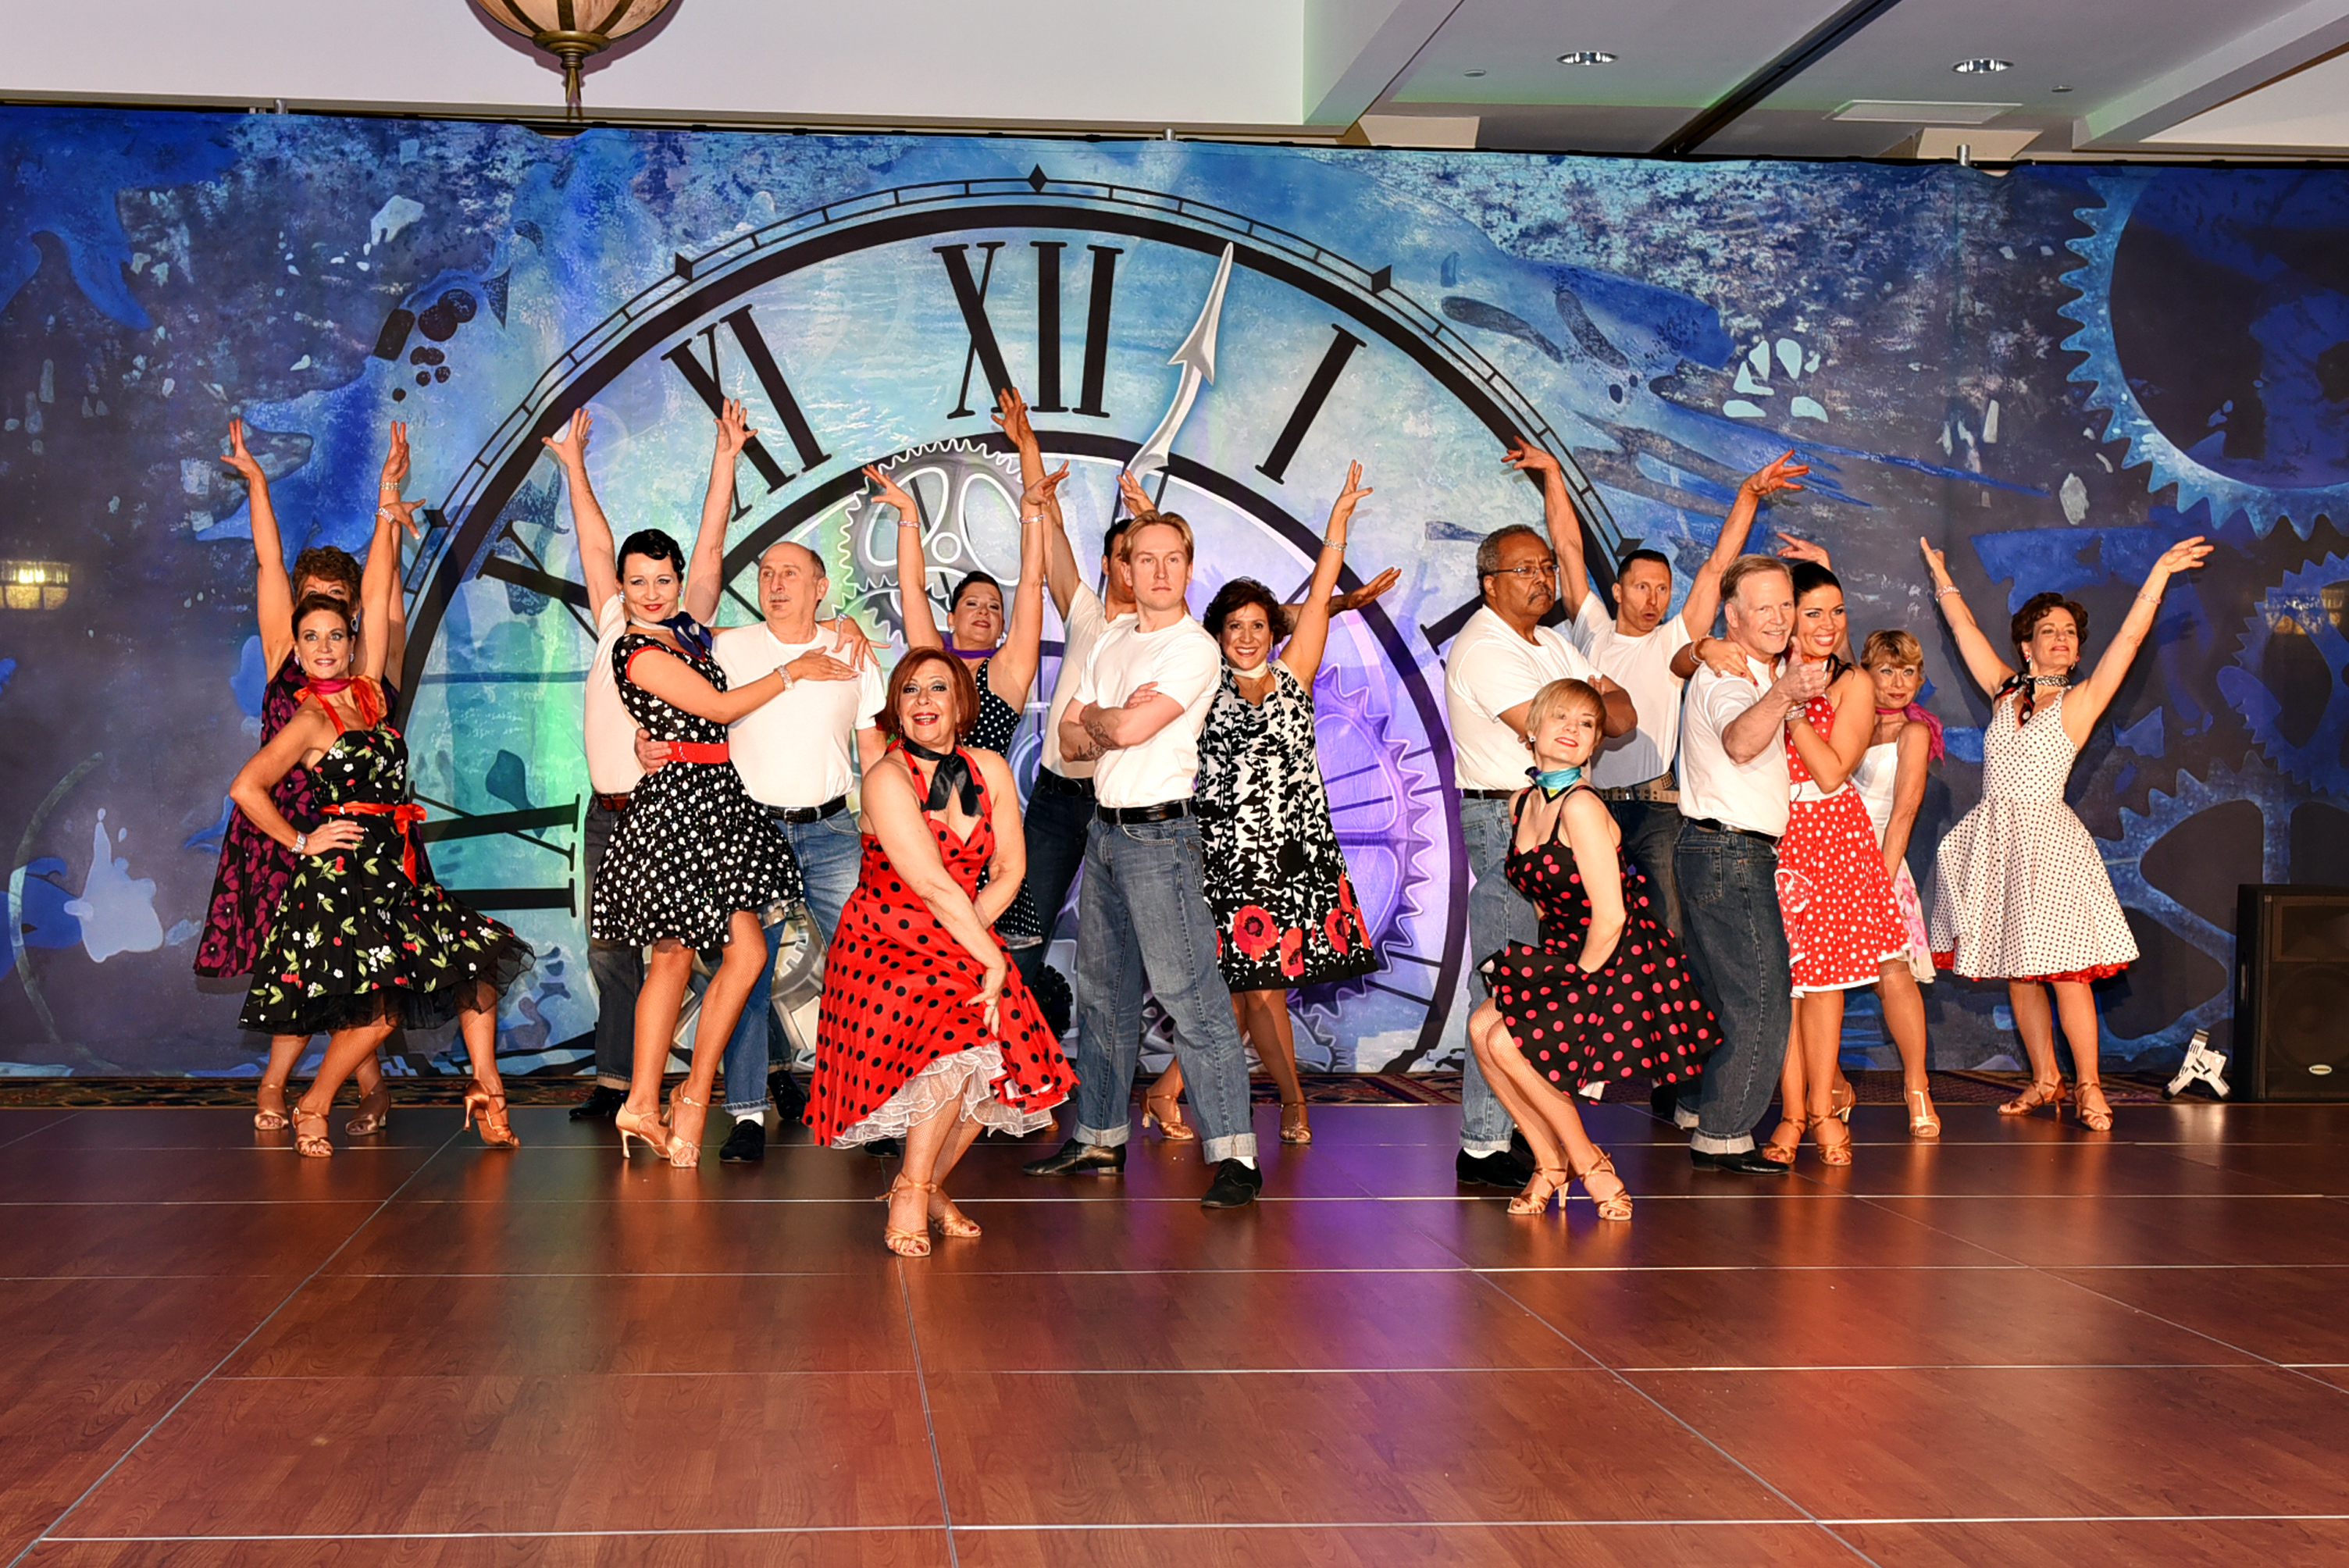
[1442,483,1634,1188]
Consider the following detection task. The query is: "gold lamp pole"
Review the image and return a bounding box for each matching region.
[472,1,675,120]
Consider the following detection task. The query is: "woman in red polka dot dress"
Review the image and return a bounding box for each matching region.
[1762,561,1914,1169]
[1468,679,1717,1221]
[807,648,1075,1258]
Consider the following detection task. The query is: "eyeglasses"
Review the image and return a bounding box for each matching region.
[1485,559,1556,580]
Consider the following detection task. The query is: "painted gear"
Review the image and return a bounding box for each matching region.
[2214,553,2349,796]
[2057,171,2349,540]
[836,440,1025,638]
[1300,663,1438,1021]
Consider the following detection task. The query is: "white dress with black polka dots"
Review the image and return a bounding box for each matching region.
[1927,690,2137,982]
[590,633,802,951]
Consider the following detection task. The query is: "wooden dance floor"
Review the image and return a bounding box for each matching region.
[6,1095,2349,1566]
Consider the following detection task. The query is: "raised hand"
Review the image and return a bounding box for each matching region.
[380,420,412,492]
[1336,565,1402,613]
[1328,461,1372,529]
[220,418,265,483]
[1773,532,1830,566]
[1918,535,1955,590]
[714,397,757,462]
[862,465,921,523]
[1740,451,1808,501]
[1502,441,1561,476]
[541,407,592,466]
[379,495,429,542]
[2145,534,2213,586]
[1117,469,1157,519]
[992,385,1035,451]
[1022,461,1071,514]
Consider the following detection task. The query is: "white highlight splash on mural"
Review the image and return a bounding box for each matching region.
[62,811,162,963]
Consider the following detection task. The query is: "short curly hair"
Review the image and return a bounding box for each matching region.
[1203,576,1283,640]
[2011,592,2088,662]
[877,647,981,743]
[290,545,361,603]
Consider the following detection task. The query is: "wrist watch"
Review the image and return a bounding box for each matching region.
[292,832,308,854]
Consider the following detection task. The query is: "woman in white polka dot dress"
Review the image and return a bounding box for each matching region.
[1919,533,2212,1132]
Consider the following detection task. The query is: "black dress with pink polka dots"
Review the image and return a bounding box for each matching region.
[1477,787,1716,1093]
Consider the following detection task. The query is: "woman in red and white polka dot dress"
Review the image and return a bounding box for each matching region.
[1761,561,1914,1169]
[806,648,1076,1258]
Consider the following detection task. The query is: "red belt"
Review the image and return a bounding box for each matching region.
[672,740,730,764]
[326,802,428,882]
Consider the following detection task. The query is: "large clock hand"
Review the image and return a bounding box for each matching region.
[1127,243,1235,481]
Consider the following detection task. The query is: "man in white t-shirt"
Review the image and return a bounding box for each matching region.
[543,404,741,1122]
[1527,444,1809,937]
[709,540,885,1161]
[1024,509,1262,1210]
[1674,555,1823,1174]
[1443,513,1635,1186]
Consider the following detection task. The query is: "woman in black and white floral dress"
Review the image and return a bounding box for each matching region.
[590,529,803,1169]
[1146,463,1381,1146]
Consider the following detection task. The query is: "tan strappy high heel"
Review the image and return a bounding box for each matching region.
[1906,1088,1941,1138]
[1571,1150,1634,1221]
[463,1082,520,1149]
[666,1089,708,1168]
[291,1107,332,1160]
[1142,1089,1197,1142]
[2070,1081,2113,1132]
[344,1082,392,1138]
[1507,1167,1569,1216]
[1999,1078,2065,1117]
[1809,1114,1852,1167]
[884,1174,935,1257]
[615,1103,678,1161]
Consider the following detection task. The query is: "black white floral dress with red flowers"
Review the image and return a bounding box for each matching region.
[1477,787,1713,1093]
[1194,663,1378,992]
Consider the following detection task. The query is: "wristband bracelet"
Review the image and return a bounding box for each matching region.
[292,832,308,855]
[1934,586,1961,599]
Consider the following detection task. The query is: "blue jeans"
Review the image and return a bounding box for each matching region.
[1013,773,1093,993]
[1674,821,1791,1154]
[1071,814,1257,1163]
[584,799,643,1090]
[721,809,863,1117]
[1460,795,1538,1156]
[1607,796,1684,938]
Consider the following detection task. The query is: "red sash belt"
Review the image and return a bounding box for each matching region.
[672,740,731,764]
[326,802,428,882]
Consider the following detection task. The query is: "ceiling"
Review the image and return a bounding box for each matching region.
[5,0,2349,160]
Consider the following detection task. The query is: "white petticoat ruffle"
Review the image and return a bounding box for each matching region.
[830,1043,1056,1149]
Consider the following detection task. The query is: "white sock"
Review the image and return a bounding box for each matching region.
[1234,1155,1257,1170]
[734,1110,763,1126]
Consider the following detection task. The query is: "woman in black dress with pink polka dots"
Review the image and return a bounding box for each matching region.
[1469,679,1719,1221]
[806,648,1076,1258]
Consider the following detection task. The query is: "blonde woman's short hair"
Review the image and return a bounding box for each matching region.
[1524,676,1606,738]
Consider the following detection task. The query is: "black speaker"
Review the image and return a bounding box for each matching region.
[2233,885,2349,1100]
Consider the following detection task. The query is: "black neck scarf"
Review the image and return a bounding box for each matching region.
[1995,671,2069,726]
[900,738,981,815]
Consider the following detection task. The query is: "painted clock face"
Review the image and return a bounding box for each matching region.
[394,172,1619,1070]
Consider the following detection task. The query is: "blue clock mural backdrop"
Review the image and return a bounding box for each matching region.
[3,105,2347,1080]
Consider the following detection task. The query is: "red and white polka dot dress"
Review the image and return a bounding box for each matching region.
[1777,692,1914,996]
[805,748,1076,1148]
[1477,789,1716,1092]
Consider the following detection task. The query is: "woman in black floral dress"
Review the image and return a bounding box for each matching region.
[233,595,530,1158]
[589,530,804,1168]
[1146,463,1380,1146]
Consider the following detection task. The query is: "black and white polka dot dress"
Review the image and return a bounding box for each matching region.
[590,633,802,951]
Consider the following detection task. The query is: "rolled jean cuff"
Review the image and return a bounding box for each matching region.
[1200,1131,1258,1163]
[722,1095,767,1117]
[594,1074,629,1091]
[1075,1121,1132,1149]
[1460,1136,1513,1156]
[1691,1131,1756,1156]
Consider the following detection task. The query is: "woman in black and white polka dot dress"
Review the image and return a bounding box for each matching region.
[588,530,803,1168]
[1919,532,2212,1132]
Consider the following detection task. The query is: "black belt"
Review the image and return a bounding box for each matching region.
[1097,799,1190,825]
[1461,788,1517,800]
[765,795,848,825]
[1035,767,1095,798]
[1683,816,1780,848]
[591,793,632,814]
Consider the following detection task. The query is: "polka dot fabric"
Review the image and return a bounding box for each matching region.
[1477,789,1715,1092]
[1929,689,2137,982]
[590,633,802,951]
[1777,693,1914,995]
[805,747,1075,1146]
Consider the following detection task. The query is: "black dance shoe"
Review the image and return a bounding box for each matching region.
[1199,1158,1264,1210]
[768,1070,808,1124]
[1456,1147,1534,1188]
[567,1085,626,1122]
[1691,1146,1794,1175]
[1022,1139,1126,1177]
[718,1119,765,1164]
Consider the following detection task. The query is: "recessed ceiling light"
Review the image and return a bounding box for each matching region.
[1952,58,2012,74]
[1558,50,1616,66]
[1463,69,1487,77]
[2051,84,2074,93]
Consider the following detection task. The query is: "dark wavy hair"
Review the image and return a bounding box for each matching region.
[1203,576,1284,640]
[877,647,981,742]
[615,529,686,577]
[291,544,362,603]
[948,572,1003,615]
[290,590,355,644]
[2011,591,2088,663]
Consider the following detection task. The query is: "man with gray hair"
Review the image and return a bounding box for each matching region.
[1442,474,1635,1188]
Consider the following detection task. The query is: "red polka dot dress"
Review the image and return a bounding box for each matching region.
[805,747,1075,1148]
[1777,691,1914,996]
[1477,788,1716,1092]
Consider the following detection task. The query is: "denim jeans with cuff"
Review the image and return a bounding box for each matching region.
[1459,794,1539,1156]
[721,809,863,1118]
[1674,821,1792,1154]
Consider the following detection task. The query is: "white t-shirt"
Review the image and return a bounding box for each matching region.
[1677,654,1791,839]
[1443,605,1603,792]
[712,622,885,809]
[1070,612,1222,808]
[1042,583,1112,780]
[1574,596,1692,789]
[584,593,643,797]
